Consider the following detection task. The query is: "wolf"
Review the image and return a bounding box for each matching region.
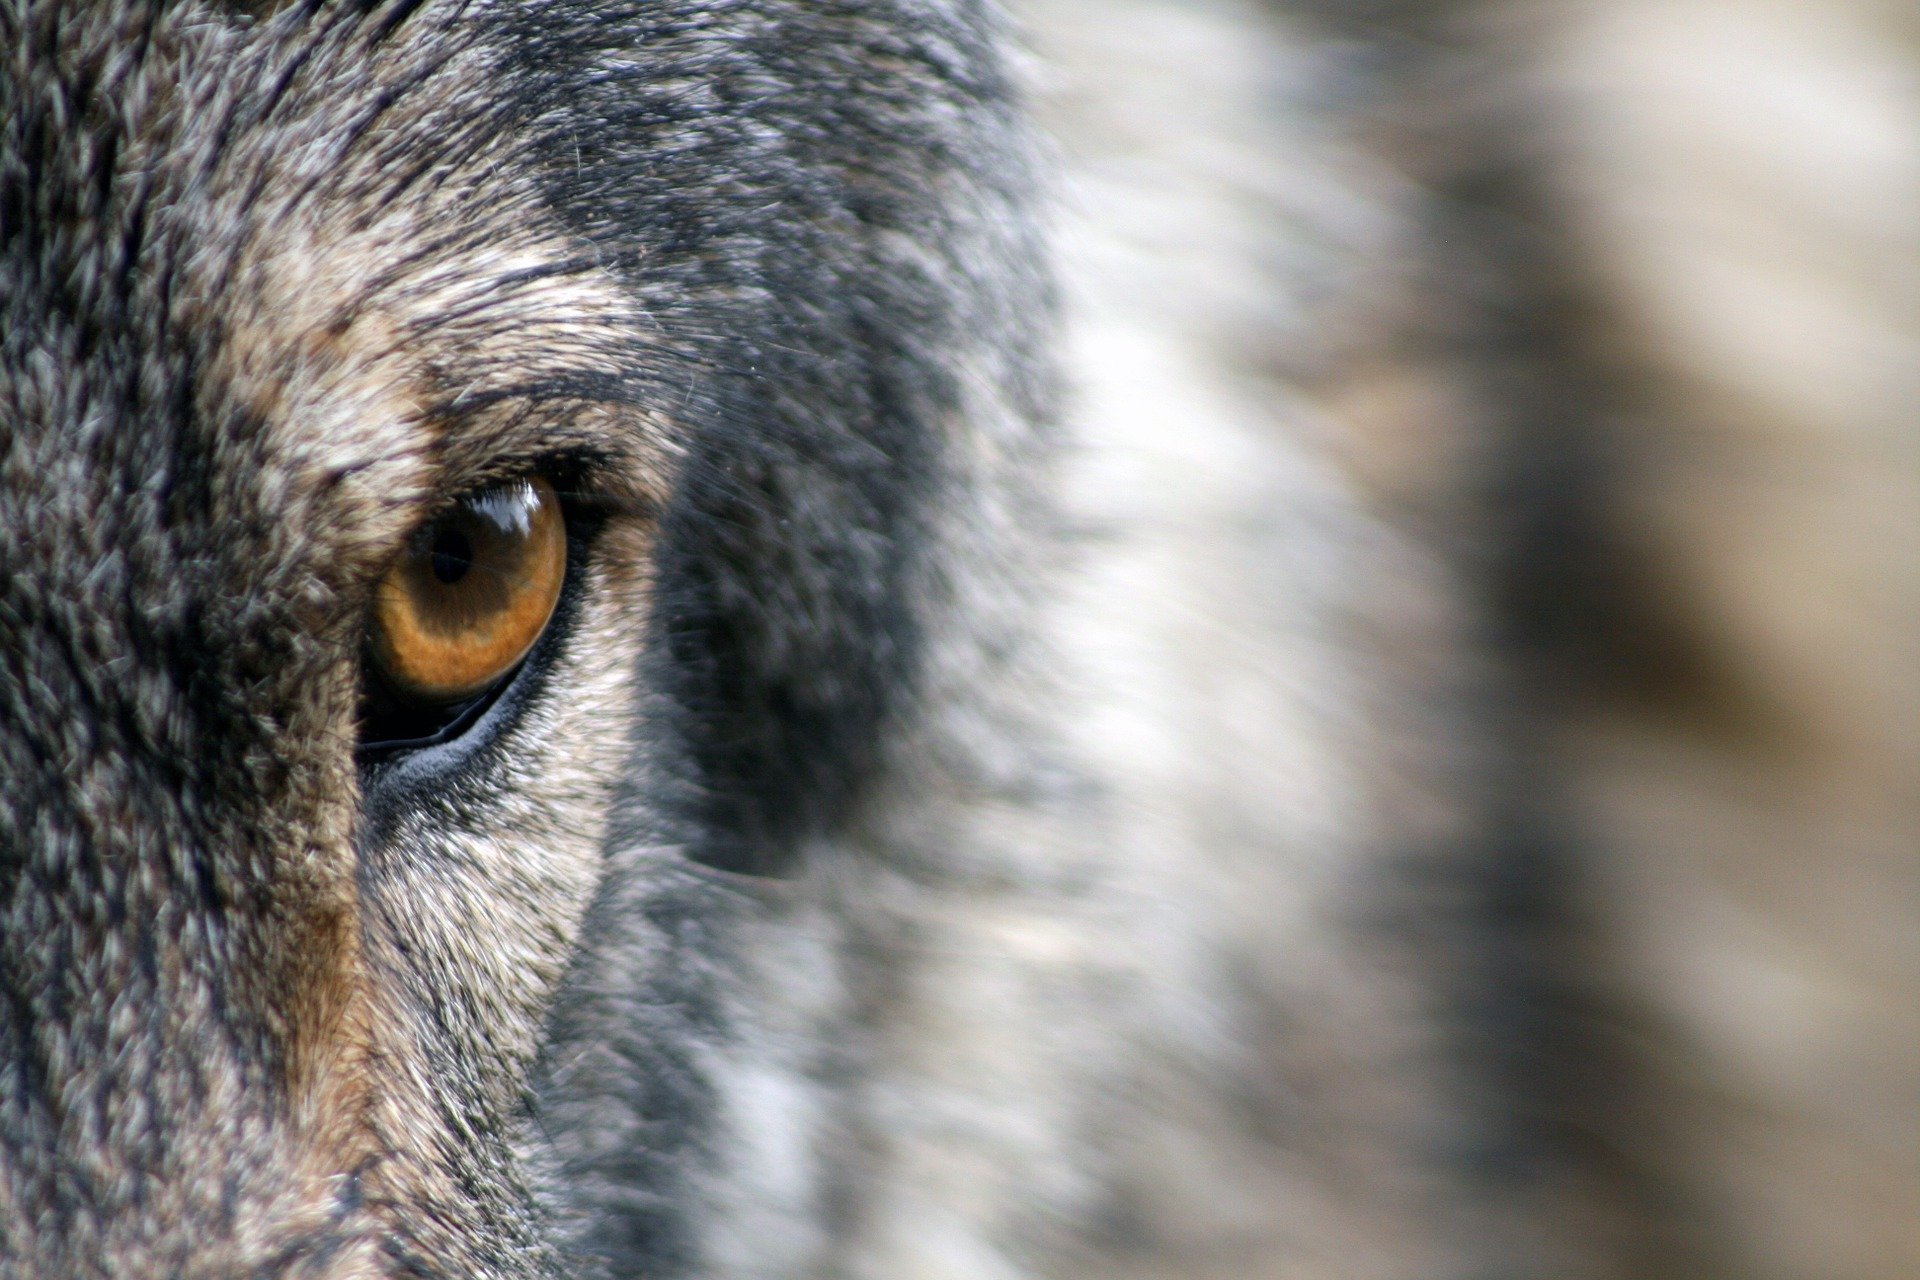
[3,1,1915,1278]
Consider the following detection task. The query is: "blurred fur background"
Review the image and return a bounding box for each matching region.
[1040,2,1918,1275]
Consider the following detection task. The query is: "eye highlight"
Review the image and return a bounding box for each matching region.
[369,475,566,709]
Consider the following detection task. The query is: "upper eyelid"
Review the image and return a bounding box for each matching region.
[412,454,651,529]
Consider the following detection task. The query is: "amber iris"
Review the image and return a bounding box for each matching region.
[370,476,566,704]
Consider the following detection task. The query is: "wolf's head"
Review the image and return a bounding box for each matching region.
[0,3,1049,1273]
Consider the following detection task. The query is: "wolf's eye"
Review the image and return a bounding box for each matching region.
[369,476,566,708]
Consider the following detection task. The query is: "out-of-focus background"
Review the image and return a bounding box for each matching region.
[1037,2,1917,1275]
[1344,4,1919,1275]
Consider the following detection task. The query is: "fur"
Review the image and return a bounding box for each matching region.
[2,2,1914,1278]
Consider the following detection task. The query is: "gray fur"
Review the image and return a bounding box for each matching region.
[3,2,1915,1279]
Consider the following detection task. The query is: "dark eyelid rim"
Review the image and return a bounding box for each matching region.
[357,689,493,756]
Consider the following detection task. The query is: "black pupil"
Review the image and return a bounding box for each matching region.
[431,528,474,584]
